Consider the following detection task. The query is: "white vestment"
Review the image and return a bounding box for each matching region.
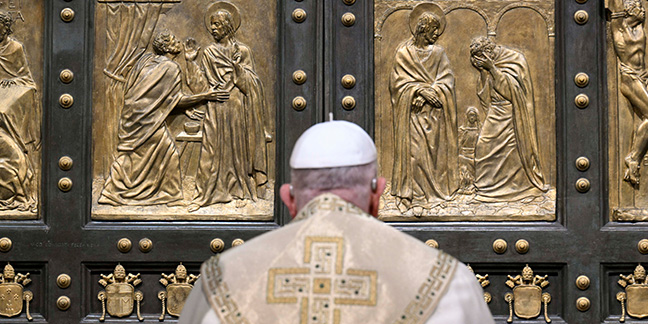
[179,194,494,324]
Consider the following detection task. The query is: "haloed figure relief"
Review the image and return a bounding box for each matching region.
[184,2,271,212]
[389,3,458,214]
[607,0,648,221]
[0,9,40,216]
[375,1,556,220]
[92,1,276,220]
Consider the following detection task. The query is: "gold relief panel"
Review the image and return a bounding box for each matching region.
[0,0,43,220]
[91,0,277,220]
[375,0,556,221]
[607,0,648,222]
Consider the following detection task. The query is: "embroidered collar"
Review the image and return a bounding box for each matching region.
[292,193,369,222]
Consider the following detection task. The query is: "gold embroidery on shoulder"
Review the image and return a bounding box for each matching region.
[202,256,250,324]
[394,251,457,324]
[267,236,378,323]
[294,194,369,221]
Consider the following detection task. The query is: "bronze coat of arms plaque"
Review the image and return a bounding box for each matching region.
[512,285,542,319]
[166,283,192,316]
[0,282,23,317]
[626,285,648,318]
[105,282,134,317]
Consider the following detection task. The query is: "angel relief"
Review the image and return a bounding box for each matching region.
[91,0,276,220]
[375,0,556,221]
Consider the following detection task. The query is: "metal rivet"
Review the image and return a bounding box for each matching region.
[341,96,356,110]
[0,237,12,252]
[117,238,132,253]
[58,177,73,192]
[292,96,307,111]
[515,239,529,254]
[292,8,306,23]
[574,73,589,88]
[576,297,590,312]
[138,238,153,253]
[60,8,75,22]
[575,275,590,290]
[58,156,73,171]
[638,239,648,254]
[232,238,245,247]
[292,70,307,85]
[574,10,589,25]
[57,296,71,311]
[425,239,438,248]
[341,12,356,27]
[57,274,71,289]
[575,157,590,171]
[493,239,507,254]
[341,74,356,89]
[575,94,589,109]
[59,94,74,109]
[60,69,74,83]
[575,178,590,193]
[210,238,225,253]
[343,0,356,5]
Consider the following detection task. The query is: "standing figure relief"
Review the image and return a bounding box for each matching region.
[389,3,458,215]
[469,36,548,201]
[380,1,555,219]
[184,2,271,212]
[0,10,38,213]
[610,0,648,186]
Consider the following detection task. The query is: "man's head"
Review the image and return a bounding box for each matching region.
[470,36,496,60]
[280,121,386,217]
[624,0,645,23]
[414,13,441,45]
[152,30,181,56]
[210,10,235,41]
[0,12,13,41]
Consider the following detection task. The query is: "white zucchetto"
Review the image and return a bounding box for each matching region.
[290,120,377,169]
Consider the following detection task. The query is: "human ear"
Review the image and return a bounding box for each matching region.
[368,177,387,218]
[280,183,298,218]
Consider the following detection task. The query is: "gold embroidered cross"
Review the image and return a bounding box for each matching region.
[267,237,377,324]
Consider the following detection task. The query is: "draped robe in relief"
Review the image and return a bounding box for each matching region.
[474,46,547,201]
[178,194,494,324]
[190,41,268,206]
[99,53,183,205]
[0,37,38,211]
[390,40,458,209]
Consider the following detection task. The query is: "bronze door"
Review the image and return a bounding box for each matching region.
[0,0,642,323]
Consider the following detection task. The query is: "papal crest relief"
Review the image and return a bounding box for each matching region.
[97,264,143,321]
[0,263,33,321]
[158,263,200,320]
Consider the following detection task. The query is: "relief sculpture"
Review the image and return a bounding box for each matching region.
[92,0,276,220]
[607,0,648,221]
[376,0,556,221]
[0,1,42,219]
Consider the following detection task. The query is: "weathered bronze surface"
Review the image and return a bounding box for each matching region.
[505,265,551,323]
[98,264,143,321]
[375,0,556,221]
[158,264,199,319]
[91,0,276,221]
[0,263,32,321]
[0,0,43,220]
[617,264,648,321]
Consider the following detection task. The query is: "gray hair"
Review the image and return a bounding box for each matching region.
[291,162,377,206]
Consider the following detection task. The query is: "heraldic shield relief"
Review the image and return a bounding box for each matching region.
[0,263,32,321]
[98,264,143,321]
[505,265,551,323]
[158,263,200,320]
[617,264,648,322]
